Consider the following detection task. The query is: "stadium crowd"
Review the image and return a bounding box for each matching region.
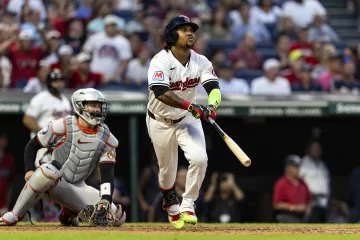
[1,0,360,224]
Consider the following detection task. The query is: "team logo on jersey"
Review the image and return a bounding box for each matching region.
[40,125,49,135]
[107,149,116,159]
[169,77,200,91]
[152,71,164,81]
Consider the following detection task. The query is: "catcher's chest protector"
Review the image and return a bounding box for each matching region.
[53,116,110,183]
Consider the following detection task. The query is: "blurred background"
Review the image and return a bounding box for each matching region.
[1,0,360,224]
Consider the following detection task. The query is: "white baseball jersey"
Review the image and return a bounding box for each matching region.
[25,90,72,138]
[83,32,132,79]
[147,49,218,119]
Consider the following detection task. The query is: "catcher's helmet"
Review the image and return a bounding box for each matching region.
[71,88,107,126]
[164,15,199,43]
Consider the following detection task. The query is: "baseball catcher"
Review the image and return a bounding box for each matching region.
[0,88,126,227]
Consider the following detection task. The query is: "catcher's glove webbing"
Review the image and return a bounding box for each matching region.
[78,200,115,227]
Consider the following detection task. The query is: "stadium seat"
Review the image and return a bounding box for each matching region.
[259,49,277,61]
[113,10,134,22]
[235,70,264,84]
[256,42,274,49]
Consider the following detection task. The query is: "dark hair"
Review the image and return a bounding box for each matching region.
[306,139,321,152]
[240,0,250,8]
[275,33,289,45]
[65,17,87,45]
[258,0,272,8]
[209,7,228,29]
[209,48,225,60]
[164,42,172,52]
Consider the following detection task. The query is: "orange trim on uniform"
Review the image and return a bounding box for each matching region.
[77,119,98,134]
[105,126,118,148]
[54,118,68,150]
[39,166,58,181]
[99,161,116,164]
[51,119,66,136]
[36,136,44,147]
[28,184,38,193]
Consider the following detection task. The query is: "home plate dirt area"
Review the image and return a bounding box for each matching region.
[1,223,360,235]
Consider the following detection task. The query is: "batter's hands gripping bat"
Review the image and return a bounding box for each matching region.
[208,117,251,167]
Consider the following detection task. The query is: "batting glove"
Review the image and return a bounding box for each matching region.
[188,103,206,119]
[203,105,216,122]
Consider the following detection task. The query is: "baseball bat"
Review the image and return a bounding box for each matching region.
[208,117,251,167]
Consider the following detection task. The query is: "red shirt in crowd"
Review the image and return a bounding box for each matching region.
[273,176,311,206]
[0,152,15,209]
[8,46,42,87]
[228,47,263,70]
[281,69,301,86]
[290,42,313,55]
[69,71,102,89]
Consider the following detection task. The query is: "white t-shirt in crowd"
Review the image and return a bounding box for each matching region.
[282,0,326,27]
[218,78,250,94]
[251,6,283,25]
[25,90,72,138]
[126,58,150,83]
[83,32,132,79]
[251,76,291,95]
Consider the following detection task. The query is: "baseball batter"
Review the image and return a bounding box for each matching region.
[146,15,222,229]
[0,88,126,227]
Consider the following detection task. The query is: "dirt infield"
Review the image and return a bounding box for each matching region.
[1,224,360,235]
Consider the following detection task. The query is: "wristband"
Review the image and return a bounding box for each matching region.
[181,100,191,110]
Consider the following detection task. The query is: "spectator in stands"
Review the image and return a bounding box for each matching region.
[87,1,125,35]
[281,50,304,86]
[113,177,130,210]
[0,133,15,214]
[229,0,256,28]
[43,30,62,65]
[48,0,76,36]
[300,140,330,223]
[308,14,340,43]
[0,29,43,88]
[251,58,291,95]
[149,166,206,222]
[318,53,342,92]
[64,18,87,55]
[50,45,74,86]
[23,60,50,93]
[193,33,209,56]
[205,172,244,223]
[229,32,263,71]
[83,14,132,85]
[69,52,103,89]
[217,61,250,94]
[312,43,337,80]
[276,16,297,41]
[20,6,42,47]
[230,0,271,43]
[125,45,150,89]
[0,45,12,89]
[273,155,311,223]
[292,63,322,92]
[282,0,326,28]
[275,33,291,70]
[332,57,360,94]
[290,25,312,57]
[202,7,231,41]
[191,0,212,23]
[209,48,226,74]
[252,0,282,25]
[7,0,47,22]
[126,4,146,34]
[138,158,160,222]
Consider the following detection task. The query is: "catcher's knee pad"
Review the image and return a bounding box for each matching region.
[13,162,61,217]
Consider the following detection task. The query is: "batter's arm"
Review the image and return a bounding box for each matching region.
[156,89,184,108]
[23,114,42,132]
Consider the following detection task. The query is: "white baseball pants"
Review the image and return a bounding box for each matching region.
[146,112,208,213]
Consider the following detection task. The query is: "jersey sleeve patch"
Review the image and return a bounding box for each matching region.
[152,71,164,81]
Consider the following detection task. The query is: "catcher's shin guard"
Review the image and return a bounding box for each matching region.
[12,161,61,218]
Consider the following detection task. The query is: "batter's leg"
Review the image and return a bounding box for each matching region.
[146,115,184,229]
[44,179,126,226]
[176,114,207,222]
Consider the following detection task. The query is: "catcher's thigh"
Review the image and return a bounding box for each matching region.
[12,162,61,217]
[45,179,119,214]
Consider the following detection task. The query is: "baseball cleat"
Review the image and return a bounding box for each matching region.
[0,212,19,225]
[59,206,79,226]
[168,213,184,230]
[181,211,198,225]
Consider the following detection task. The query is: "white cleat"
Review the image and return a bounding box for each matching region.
[0,212,19,225]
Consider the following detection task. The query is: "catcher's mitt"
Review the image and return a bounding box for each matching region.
[78,200,115,227]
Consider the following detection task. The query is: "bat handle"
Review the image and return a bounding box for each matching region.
[207,117,215,124]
